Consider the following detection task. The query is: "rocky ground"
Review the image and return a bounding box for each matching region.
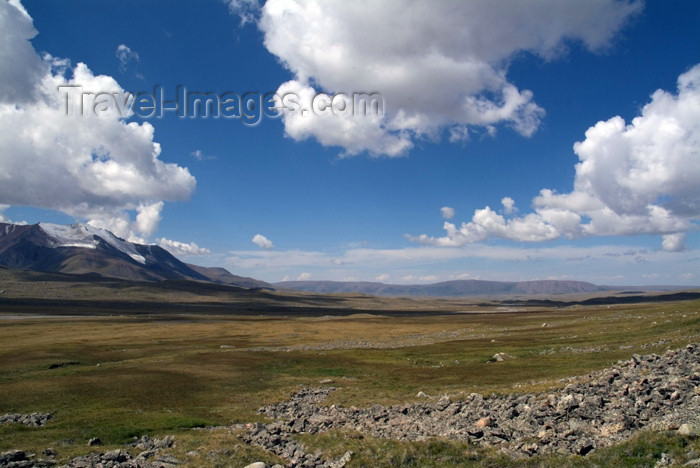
[243,344,700,466]
[0,436,180,468]
[0,414,52,428]
[2,344,699,467]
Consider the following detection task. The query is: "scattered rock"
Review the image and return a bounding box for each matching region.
[319,379,334,384]
[655,452,674,467]
[475,416,492,428]
[131,434,175,451]
[87,437,102,446]
[155,454,181,466]
[247,344,700,459]
[0,450,27,463]
[0,449,55,468]
[336,450,353,466]
[243,463,268,468]
[492,352,512,362]
[53,435,177,467]
[0,413,52,427]
[678,423,700,438]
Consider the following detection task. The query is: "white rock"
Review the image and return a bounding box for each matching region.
[678,423,700,437]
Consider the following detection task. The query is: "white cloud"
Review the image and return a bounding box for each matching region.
[411,64,700,249]
[662,233,686,252]
[191,149,215,161]
[252,233,274,249]
[157,237,211,256]
[440,206,455,219]
[134,201,163,237]
[297,272,311,281]
[0,0,45,103]
[452,272,480,280]
[254,0,641,157]
[227,249,329,269]
[274,80,412,157]
[225,242,698,285]
[407,207,560,246]
[115,44,139,72]
[226,0,262,26]
[501,197,516,215]
[0,1,195,241]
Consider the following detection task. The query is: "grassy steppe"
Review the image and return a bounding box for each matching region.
[0,297,699,466]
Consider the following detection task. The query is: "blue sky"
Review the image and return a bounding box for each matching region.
[1,0,699,285]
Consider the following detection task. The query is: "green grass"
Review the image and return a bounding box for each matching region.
[0,297,698,465]
[295,429,700,467]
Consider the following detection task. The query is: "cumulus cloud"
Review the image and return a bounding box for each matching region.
[376,273,390,282]
[0,1,195,240]
[661,233,686,252]
[115,44,139,72]
[501,197,516,215]
[157,237,211,256]
[252,0,641,157]
[297,272,311,281]
[252,233,274,249]
[407,207,559,246]
[440,206,455,219]
[411,64,700,249]
[274,80,412,157]
[0,0,45,103]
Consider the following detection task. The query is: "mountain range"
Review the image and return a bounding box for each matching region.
[2,222,682,297]
[0,222,271,289]
[273,279,605,297]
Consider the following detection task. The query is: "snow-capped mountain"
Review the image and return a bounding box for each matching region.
[39,223,148,264]
[0,222,271,288]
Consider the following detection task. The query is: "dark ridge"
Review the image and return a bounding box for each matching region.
[490,291,700,308]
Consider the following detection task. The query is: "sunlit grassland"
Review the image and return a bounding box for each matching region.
[0,298,698,466]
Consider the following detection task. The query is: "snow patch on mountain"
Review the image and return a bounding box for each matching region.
[39,223,147,264]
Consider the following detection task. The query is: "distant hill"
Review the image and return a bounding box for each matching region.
[186,264,272,289]
[273,279,605,297]
[0,222,272,289]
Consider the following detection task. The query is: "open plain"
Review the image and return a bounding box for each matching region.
[0,272,699,467]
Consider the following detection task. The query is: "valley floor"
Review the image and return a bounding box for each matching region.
[0,294,699,466]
